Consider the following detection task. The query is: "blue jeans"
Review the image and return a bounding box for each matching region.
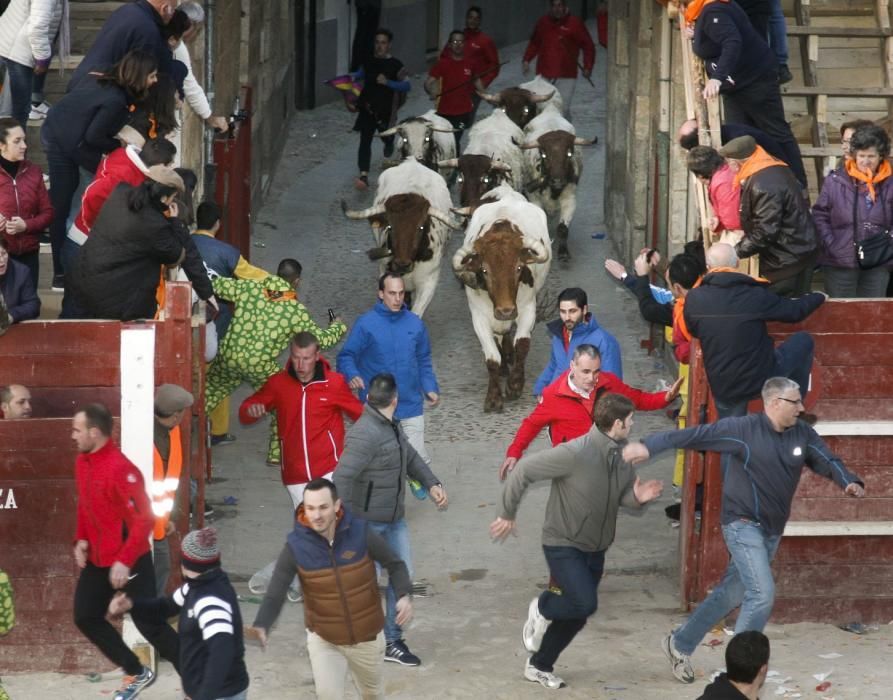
[531,546,605,672]
[768,0,789,65]
[1,58,33,127]
[673,520,782,655]
[367,519,412,643]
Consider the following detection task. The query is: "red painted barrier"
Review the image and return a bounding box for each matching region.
[214,85,253,260]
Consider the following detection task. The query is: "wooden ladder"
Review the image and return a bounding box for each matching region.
[783,0,893,187]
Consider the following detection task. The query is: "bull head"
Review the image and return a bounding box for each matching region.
[454,154,513,206]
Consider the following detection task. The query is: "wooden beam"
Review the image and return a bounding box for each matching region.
[786,25,892,36]
[813,420,893,435]
[784,521,893,536]
[783,85,893,95]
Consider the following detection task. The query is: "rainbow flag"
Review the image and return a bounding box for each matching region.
[324,74,363,111]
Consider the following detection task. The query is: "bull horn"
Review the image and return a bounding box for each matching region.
[574,135,598,146]
[491,161,513,172]
[451,206,473,218]
[429,207,464,229]
[476,89,501,105]
[524,238,551,263]
[432,126,461,133]
[437,158,459,169]
[452,244,474,270]
[519,141,540,150]
[366,246,392,261]
[378,126,399,137]
[341,200,386,220]
[530,89,556,103]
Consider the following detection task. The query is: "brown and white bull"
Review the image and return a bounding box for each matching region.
[438,110,525,208]
[342,159,459,317]
[378,109,457,178]
[476,84,555,129]
[452,187,552,412]
[519,75,564,116]
[520,103,595,260]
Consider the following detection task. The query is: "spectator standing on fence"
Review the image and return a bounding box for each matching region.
[814,123,893,297]
[683,0,805,188]
[522,0,595,119]
[42,49,159,292]
[0,117,52,288]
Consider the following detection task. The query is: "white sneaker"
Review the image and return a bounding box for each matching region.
[29,101,50,121]
[522,597,550,652]
[524,658,566,689]
[662,633,695,684]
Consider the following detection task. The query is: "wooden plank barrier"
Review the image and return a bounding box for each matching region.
[681,299,893,623]
[0,283,208,673]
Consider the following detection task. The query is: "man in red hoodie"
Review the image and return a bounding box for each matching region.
[71,403,180,700]
[240,331,363,509]
[439,6,500,123]
[499,344,682,479]
[522,0,595,118]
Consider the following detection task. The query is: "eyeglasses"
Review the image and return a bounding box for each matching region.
[777,397,803,406]
[450,39,465,44]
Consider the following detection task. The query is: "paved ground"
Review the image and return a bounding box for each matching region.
[9,25,893,700]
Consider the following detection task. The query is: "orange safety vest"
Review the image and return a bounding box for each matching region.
[152,424,183,540]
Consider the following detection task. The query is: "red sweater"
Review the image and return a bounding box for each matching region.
[74,440,154,568]
[439,28,500,87]
[72,146,148,239]
[523,13,595,79]
[506,369,670,459]
[239,359,363,486]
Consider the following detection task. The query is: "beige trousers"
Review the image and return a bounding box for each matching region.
[306,629,385,700]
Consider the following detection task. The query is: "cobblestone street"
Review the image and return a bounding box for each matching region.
[7,28,892,700]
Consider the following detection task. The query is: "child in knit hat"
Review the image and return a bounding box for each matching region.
[108,528,249,700]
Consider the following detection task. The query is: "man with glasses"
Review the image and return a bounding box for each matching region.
[622,376,865,684]
[683,243,827,420]
[499,344,682,480]
[425,29,484,154]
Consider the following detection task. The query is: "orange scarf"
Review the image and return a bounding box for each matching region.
[733,145,787,188]
[684,0,729,24]
[845,158,892,202]
[672,266,769,341]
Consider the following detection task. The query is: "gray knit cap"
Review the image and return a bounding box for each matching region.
[181,527,220,572]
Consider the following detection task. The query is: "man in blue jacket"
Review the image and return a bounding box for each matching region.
[623,376,865,685]
[68,0,180,93]
[533,287,621,396]
[337,272,439,464]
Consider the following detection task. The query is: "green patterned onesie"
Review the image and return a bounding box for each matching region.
[206,275,347,462]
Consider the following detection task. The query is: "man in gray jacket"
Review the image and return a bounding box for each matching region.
[334,372,448,668]
[623,377,864,685]
[490,393,663,690]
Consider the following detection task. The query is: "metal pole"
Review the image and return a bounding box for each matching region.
[202,0,217,201]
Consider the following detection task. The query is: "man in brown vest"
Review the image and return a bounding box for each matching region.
[152,383,193,596]
[250,478,412,699]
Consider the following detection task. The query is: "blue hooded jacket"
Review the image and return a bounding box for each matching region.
[337,301,439,419]
[533,314,622,396]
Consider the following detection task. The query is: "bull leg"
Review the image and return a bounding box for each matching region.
[555,222,570,262]
[499,332,514,377]
[484,359,504,412]
[404,289,414,309]
[505,337,531,400]
[556,186,576,262]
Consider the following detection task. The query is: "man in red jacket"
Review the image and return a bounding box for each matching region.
[439,6,500,123]
[499,344,682,479]
[426,30,485,154]
[240,331,364,509]
[522,0,595,118]
[71,403,180,700]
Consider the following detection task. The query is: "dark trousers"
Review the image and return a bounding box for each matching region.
[530,546,605,672]
[356,116,394,173]
[437,111,472,156]
[767,265,814,298]
[722,73,808,189]
[59,237,88,319]
[2,58,33,128]
[42,146,82,278]
[73,553,180,676]
[11,250,38,288]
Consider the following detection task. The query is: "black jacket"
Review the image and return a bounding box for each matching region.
[132,568,249,700]
[696,673,751,700]
[41,74,130,172]
[737,164,818,281]
[68,0,176,92]
[693,1,775,92]
[683,271,825,404]
[70,184,186,320]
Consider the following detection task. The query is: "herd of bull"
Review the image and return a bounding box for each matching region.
[341,76,596,412]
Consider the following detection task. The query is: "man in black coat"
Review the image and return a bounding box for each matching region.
[69,0,181,92]
[719,136,818,296]
[682,243,826,418]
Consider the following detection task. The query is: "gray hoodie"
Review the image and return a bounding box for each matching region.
[501,425,641,552]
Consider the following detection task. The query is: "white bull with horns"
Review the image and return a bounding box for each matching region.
[378,109,458,179]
